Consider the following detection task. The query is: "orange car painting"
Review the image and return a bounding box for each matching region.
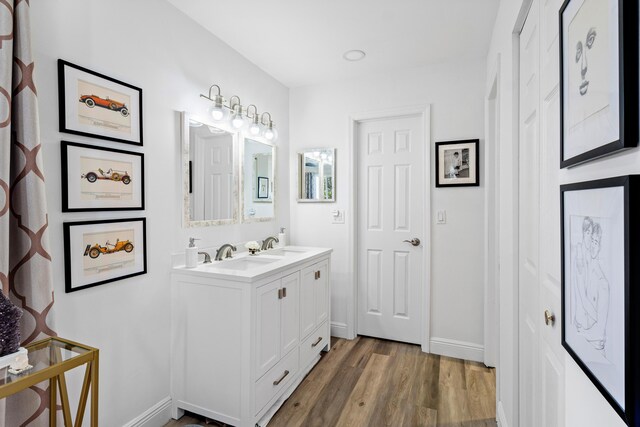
[83,239,134,259]
[79,94,130,117]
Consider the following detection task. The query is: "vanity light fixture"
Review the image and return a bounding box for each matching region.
[261,112,278,142]
[200,84,278,142]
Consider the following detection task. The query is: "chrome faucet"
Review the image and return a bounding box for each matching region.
[261,236,279,251]
[198,251,212,264]
[215,244,237,261]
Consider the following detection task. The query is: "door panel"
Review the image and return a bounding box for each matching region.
[315,260,329,325]
[300,265,316,340]
[281,272,300,357]
[256,279,281,379]
[357,115,424,344]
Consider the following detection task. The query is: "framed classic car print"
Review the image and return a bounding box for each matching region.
[58,59,143,145]
[559,0,638,167]
[64,218,147,293]
[61,141,145,212]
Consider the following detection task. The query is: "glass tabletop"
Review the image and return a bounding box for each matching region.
[0,337,92,388]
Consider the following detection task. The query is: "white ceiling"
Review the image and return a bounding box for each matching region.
[168,0,500,88]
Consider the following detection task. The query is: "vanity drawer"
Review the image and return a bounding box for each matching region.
[300,321,329,370]
[255,347,299,415]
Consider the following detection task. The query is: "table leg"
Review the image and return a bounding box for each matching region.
[50,376,58,427]
[90,352,99,427]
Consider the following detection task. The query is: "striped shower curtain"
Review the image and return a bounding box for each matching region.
[1,1,57,425]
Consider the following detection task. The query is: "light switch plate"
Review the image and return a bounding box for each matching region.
[332,209,345,224]
[437,210,446,224]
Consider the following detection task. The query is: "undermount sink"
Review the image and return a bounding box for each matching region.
[264,248,308,257]
[211,257,279,271]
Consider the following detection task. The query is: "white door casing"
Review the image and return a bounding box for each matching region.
[356,114,425,345]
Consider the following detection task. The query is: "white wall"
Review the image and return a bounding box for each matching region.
[486,0,637,425]
[289,60,487,358]
[31,1,289,425]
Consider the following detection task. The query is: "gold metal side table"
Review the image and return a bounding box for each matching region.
[0,337,99,426]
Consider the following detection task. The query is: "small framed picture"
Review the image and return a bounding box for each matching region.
[435,139,479,187]
[63,218,147,293]
[58,59,143,146]
[257,176,269,199]
[559,0,638,168]
[61,141,145,212]
[561,176,640,425]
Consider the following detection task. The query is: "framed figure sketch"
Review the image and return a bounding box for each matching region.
[561,176,640,425]
[559,0,638,168]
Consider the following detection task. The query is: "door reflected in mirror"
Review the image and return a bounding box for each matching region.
[182,112,238,226]
[298,148,335,202]
[242,138,275,222]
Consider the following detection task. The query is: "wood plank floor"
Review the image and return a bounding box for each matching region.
[165,336,496,427]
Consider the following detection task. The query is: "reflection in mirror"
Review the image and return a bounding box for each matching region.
[298,148,335,202]
[182,112,238,227]
[242,138,275,222]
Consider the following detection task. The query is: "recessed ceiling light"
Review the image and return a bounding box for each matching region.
[343,49,366,62]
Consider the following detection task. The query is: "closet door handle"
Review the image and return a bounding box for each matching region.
[278,289,283,299]
[283,287,287,298]
[311,336,323,347]
[273,370,290,386]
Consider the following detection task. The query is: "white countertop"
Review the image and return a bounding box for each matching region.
[172,246,332,283]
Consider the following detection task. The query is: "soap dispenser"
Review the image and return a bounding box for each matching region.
[278,227,287,247]
[185,237,200,268]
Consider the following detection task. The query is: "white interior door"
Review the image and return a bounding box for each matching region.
[519,3,541,426]
[195,134,234,220]
[518,0,565,425]
[357,114,424,344]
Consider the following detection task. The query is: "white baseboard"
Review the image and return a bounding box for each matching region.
[330,321,348,339]
[497,400,509,427]
[123,397,172,427]
[429,337,484,363]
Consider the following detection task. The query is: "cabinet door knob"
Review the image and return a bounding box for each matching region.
[312,336,323,347]
[278,288,283,299]
[283,287,287,298]
[273,370,290,386]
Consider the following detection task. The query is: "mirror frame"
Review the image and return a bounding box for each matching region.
[181,111,239,227]
[240,136,276,223]
[297,148,336,203]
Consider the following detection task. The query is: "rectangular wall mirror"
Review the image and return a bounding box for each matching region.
[242,137,275,222]
[182,112,238,227]
[298,148,336,202]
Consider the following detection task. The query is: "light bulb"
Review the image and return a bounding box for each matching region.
[231,113,245,129]
[248,122,261,136]
[208,95,228,123]
[263,123,278,142]
[210,107,226,121]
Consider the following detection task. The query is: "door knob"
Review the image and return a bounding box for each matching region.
[544,309,555,326]
[403,238,421,246]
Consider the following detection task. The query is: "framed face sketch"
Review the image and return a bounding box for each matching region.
[561,176,640,425]
[559,0,638,168]
[435,139,479,187]
[61,141,145,211]
[58,59,143,146]
[63,218,147,292]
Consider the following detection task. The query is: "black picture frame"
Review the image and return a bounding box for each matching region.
[435,139,480,188]
[63,218,147,293]
[257,176,269,199]
[58,59,143,146]
[61,141,145,212]
[560,176,640,426]
[559,0,638,168]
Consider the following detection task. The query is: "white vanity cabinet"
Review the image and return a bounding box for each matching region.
[170,248,331,427]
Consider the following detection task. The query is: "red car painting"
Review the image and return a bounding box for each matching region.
[79,94,130,117]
